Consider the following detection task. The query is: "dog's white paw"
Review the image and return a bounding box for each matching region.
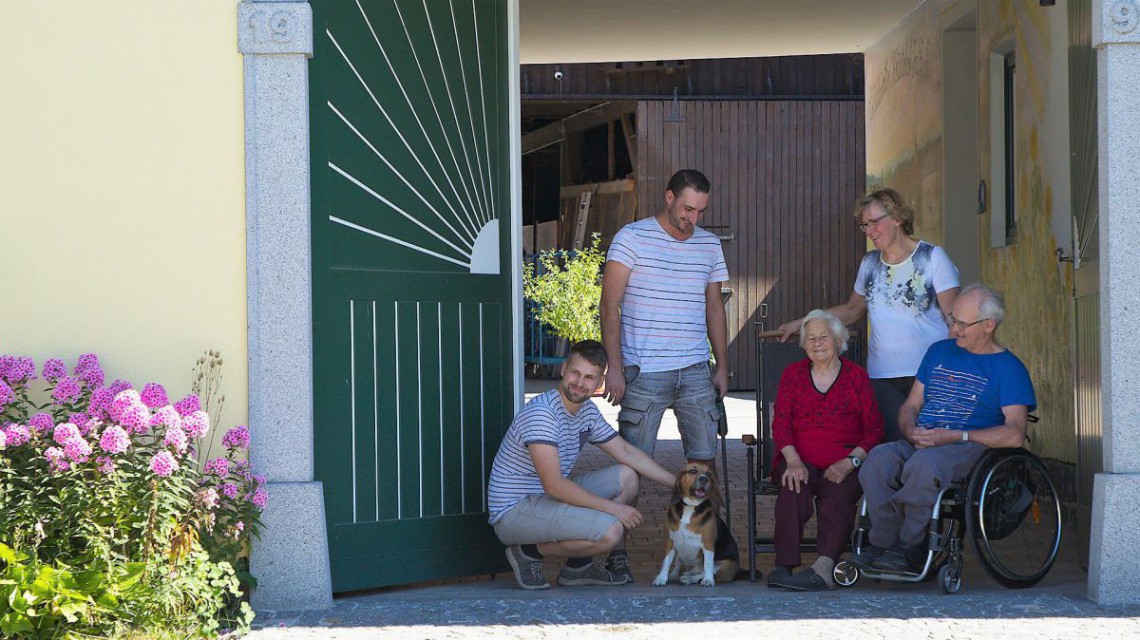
[699,577,715,587]
[679,574,698,585]
[652,575,668,587]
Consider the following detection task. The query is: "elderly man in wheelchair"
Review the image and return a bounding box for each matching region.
[847,284,1045,585]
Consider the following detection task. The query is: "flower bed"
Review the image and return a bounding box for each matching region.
[0,354,264,638]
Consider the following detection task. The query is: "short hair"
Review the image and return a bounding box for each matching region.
[961,283,1006,327]
[666,169,711,197]
[798,309,849,354]
[854,186,916,237]
[568,340,607,369]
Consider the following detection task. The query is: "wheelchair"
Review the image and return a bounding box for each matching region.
[833,444,1063,594]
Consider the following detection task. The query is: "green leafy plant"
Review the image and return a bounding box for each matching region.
[523,234,605,344]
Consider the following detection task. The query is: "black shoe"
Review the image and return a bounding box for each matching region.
[872,543,924,573]
[766,565,793,589]
[556,561,631,586]
[776,567,834,592]
[848,545,886,570]
[505,545,550,590]
[605,550,634,583]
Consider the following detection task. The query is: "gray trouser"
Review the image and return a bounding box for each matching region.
[859,439,988,548]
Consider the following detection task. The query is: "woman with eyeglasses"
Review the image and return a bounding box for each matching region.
[775,187,960,442]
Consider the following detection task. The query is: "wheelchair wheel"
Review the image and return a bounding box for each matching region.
[833,560,859,587]
[938,563,962,594]
[965,449,1062,588]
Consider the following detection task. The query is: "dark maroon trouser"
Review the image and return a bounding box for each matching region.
[772,458,863,568]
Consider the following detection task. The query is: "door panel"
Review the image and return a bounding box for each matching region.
[310,0,513,591]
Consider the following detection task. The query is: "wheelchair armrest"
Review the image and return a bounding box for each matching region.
[758,480,780,495]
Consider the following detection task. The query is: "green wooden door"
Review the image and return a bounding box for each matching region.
[309,0,514,592]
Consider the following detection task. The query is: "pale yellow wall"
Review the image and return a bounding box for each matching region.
[864,0,1076,463]
[0,2,248,434]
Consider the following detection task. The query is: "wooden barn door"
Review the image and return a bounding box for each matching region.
[638,100,866,390]
[309,0,515,591]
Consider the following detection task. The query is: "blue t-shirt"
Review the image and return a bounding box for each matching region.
[916,339,1036,431]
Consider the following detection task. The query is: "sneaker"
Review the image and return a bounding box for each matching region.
[848,545,886,570]
[605,550,634,583]
[766,565,793,589]
[505,545,550,590]
[556,561,631,586]
[872,543,925,574]
[775,567,834,592]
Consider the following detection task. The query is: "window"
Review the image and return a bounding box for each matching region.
[989,45,1017,247]
[1003,51,1017,244]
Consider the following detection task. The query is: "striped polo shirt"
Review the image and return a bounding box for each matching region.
[607,217,729,373]
[487,389,617,524]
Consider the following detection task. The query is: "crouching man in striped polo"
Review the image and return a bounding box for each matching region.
[601,169,730,467]
[487,340,675,590]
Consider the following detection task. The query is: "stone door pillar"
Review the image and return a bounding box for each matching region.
[239,1,333,611]
[1089,0,1140,606]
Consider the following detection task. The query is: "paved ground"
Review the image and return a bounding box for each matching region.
[248,384,1140,639]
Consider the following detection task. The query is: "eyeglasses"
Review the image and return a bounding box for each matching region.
[948,314,988,331]
[858,213,892,232]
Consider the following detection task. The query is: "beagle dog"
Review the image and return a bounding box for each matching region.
[652,462,741,587]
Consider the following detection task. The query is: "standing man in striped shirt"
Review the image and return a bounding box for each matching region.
[601,169,730,467]
[488,340,675,589]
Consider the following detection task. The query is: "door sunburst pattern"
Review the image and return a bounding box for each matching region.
[320,0,504,274]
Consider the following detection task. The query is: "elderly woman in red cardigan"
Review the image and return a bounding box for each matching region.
[767,309,883,591]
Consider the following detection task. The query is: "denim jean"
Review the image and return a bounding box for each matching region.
[617,362,721,460]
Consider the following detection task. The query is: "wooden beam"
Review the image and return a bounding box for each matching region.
[607,121,615,180]
[620,112,637,170]
[522,101,637,155]
[560,179,635,199]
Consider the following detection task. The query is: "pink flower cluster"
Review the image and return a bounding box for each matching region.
[51,376,82,404]
[222,425,250,450]
[249,488,269,510]
[45,447,69,473]
[111,390,152,434]
[74,354,104,388]
[182,411,209,438]
[42,358,67,383]
[96,456,116,474]
[4,424,31,447]
[140,383,168,409]
[149,450,179,477]
[174,394,200,416]
[204,457,230,477]
[149,405,181,430]
[28,413,54,435]
[163,425,188,453]
[46,422,93,469]
[99,425,131,455]
[0,356,36,383]
[53,423,81,445]
[88,388,115,417]
[0,380,15,407]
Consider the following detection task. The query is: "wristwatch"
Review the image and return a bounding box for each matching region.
[961,430,970,442]
[847,455,862,468]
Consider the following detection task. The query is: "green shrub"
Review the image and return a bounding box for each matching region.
[523,234,605,344]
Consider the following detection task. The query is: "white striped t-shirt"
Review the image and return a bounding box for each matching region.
[607,217,729,373]
[487,389,617,524]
